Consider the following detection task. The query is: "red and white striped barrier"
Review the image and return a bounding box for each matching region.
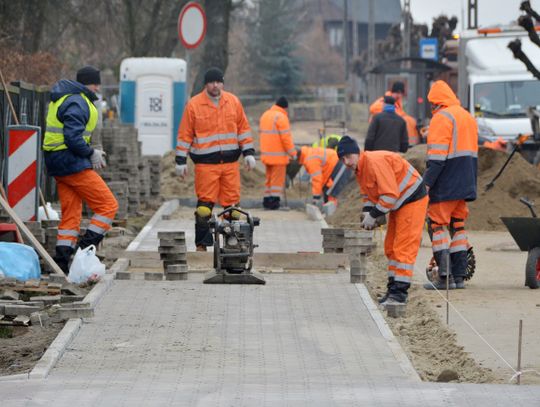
[4,125,41,221]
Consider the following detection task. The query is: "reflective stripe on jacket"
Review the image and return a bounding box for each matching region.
[424,80,478,203]
[176,90,253,165]
[355,150,426,218]
[43,93,97,151]
[298,146,339,196]
[259,105,296,165]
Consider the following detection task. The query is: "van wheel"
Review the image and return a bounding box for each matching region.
[525,247,540,289]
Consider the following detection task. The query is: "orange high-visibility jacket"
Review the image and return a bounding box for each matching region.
[356,150,425,218]
[298,146,339,197]
[176,90,253,165]
[259,105,296,165]
[370,92,419,145]
[424,80,478,203]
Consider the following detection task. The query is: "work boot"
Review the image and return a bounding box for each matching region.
[379,296,406,309]
[378,277,395,304]
[262,197,272,210]
[454,277,465,289]
[423,276,456,290]
[53,246,74,275]
[78,229,104,250]
[196,245,207,252]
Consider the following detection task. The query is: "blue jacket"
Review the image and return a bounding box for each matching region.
[44,80,97,177]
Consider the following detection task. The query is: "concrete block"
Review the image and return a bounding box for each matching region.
[157,231,185,239]
[0,289,19,301]
[158,246,187,254]
[350,274,366,284]
[344,230,373,239]
[159,253,187,261]
[386,303,406,318]
[58,307,94,319]
[4,304,43,316]
[165,271,188,281]
[115,271,132,280]
[158,238,186,246]
[29,295,61,305]
[144,272,163,281]
[166,264,188,272]
[47,282,63,290]
[60,295,85,303]
[24,280,41,288]
[30,312,50,327]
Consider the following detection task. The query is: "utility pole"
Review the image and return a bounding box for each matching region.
[367,0,375,102]
[468,0,478,29]
[402,0,411,58]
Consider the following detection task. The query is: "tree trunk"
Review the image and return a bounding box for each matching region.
[191,0,232,96]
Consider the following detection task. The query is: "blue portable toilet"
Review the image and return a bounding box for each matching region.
[119,58,187,155]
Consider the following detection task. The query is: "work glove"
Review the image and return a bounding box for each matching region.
[90,149,106,170]
[175,164,188,178]
[322,201,337,216]
[244,155,256,171]
[361,212,377,230]
[312,195,323,209]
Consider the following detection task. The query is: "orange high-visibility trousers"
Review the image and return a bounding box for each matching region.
[384,195,428,283]
[55,169,118,248]
[264,164,286,198]
[194,162,241,207]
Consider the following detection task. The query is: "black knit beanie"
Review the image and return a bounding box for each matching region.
[391,81,405,94]
[204,67,224,84]
[336,136,360,159]
[276,96,288,108]
[76,66,101,85]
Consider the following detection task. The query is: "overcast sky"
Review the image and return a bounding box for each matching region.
[404,0,529,31]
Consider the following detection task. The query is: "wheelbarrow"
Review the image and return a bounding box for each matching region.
[500,197,540,289]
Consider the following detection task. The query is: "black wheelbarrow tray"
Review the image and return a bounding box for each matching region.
[500,216,540,289]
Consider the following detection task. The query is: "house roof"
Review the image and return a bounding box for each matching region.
[321,0,402,24]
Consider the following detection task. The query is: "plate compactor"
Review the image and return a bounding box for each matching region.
[203,207,265,284]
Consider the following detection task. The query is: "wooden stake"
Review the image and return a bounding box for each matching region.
[0,192,66,276]
[517,319,523,385]
[0,67,20,125]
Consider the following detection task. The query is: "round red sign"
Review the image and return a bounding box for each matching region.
[178,2,206,49]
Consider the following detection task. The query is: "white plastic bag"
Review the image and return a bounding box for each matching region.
[38,202,60,221]
[68,245,106,284]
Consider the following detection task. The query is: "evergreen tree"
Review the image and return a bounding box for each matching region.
[250,0,302,96]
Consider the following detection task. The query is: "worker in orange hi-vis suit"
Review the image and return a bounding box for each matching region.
[422,80,478,290]
[43,66,118,274]
[175,67,255,251]
[337,136,428,305]
[259,96,297,210]
[369,81,420,146]
[297,146,351,216]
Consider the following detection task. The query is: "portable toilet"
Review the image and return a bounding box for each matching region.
[119,58,186,155]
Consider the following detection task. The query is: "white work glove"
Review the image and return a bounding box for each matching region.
[175,164,188,178]
[322,201,337,216]
[90,149,106,170]
[361,212,377,230]
[244,155,256,171]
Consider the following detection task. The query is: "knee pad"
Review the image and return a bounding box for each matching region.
[195,205,212,218]
[223,205,241,220]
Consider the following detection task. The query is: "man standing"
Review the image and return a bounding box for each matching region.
[369,81,419,146]
[337,136,428,305]
[259,96,296,210]
[365,96,408,153]
[43,66,118,274]
[423,80,478,290]
[175,67,255,251]
[297,145,350,216]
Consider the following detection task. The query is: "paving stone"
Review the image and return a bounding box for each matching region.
[165,271,188,281]
[28,295,61,305]
[0,289,19,300]
[58,307,94,319]
[144,272,163,281]
[386,303,407,318]
[4,304,43,316]
[166,264,188,272]
[115,271,132,280]
[30,311,50,327]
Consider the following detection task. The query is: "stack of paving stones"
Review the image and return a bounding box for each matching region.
[108,181,129,220]
[158,231,188,281]
[321,228,345,253]
[146,155,162,198]
[42,219,60,258]
[344,229,374,283]
[23,221,45,245]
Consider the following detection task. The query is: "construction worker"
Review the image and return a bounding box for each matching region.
[369,81,419,146]
[259,96,296,210]
[312,133,342,150]
[175,67,255,251]
[297,145,350,216]
[43,66,118,274]
[423,80,478,290]
[337,136,428,305]
[365,96,408,153]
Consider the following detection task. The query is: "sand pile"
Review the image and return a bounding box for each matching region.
[329,146,540,231]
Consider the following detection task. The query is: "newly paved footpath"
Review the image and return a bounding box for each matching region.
[0,208,539,405]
